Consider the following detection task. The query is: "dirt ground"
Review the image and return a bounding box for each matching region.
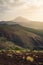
[0,51,43,65]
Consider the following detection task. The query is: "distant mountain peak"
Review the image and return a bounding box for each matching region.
[14,16,29,22]
[13,16,43,30]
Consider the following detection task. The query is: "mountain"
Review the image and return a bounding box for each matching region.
[14,16,29,23]
[0,22,43,50]
[14,16,43,30]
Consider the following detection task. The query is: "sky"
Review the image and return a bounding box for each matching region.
[0,0,43,21]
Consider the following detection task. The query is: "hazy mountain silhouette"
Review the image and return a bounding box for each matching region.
[14,16,43,30]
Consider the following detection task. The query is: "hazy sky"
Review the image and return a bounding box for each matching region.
[0,0,43,21]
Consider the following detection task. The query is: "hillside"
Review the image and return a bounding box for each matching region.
[0,22,43,50]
